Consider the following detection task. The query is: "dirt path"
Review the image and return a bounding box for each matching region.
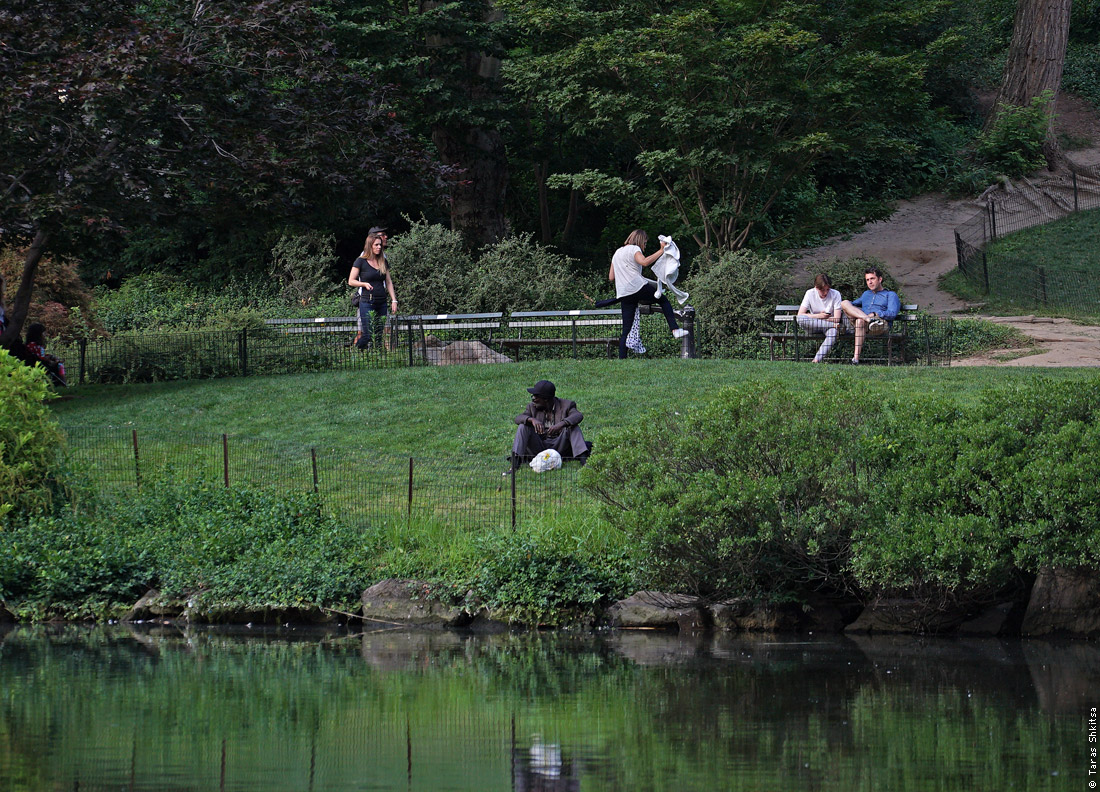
[795,93,1100,366]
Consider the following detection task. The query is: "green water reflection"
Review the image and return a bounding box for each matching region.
[0,625,1093,791]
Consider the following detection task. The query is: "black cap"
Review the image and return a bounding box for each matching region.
[368,226,388,235]
[526,380,555,399]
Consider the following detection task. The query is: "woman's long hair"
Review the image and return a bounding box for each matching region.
[361,232,387,275]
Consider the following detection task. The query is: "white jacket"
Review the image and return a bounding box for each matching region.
[651,235,690,304]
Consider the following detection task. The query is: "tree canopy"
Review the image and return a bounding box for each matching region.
[0,0,446,345]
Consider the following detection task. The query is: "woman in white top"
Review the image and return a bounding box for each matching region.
[796,273,843,363]
[609,230,687,358]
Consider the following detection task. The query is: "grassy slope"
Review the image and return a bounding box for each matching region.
[51,358,1098,457]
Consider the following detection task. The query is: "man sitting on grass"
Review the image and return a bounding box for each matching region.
[840,266,900,364]
[510,380,590,468]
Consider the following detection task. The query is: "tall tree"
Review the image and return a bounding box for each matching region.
[0,0,445,348]
[333,0,512,249]
[503,0,956,253]
[986,0,1072,166]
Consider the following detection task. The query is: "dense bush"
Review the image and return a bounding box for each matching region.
[0,479,375,620]
[385,218,474,314]
[582,377,1100,620]
[0,247,98,340]
[268,231,341,308]
[690,250,792,347]
[975,91,1053,178]
[0,348,66,523]
[467,233,579,313]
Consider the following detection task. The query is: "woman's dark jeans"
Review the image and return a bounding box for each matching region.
[619,283,679,359]
[356,299,388,349]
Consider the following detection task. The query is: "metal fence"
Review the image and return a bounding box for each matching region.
[954,164,1100,316]
[50,310,953,385]
[63,427,588,532]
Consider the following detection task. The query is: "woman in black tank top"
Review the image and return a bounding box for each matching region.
[348,232,399,350]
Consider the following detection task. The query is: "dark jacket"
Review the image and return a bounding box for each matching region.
[514,398,583,433]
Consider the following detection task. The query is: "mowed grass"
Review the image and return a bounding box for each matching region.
[51,358,1100,459]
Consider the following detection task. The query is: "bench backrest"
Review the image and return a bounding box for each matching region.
[391,312,503,331]
[508,309,622,329]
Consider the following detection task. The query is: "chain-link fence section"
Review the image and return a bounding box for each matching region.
[955,164,1100,317]
[63,427,589,532]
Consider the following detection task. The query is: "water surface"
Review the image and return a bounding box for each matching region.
[0,625,1093,791]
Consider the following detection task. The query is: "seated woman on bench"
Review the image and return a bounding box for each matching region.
[796,274,843,364]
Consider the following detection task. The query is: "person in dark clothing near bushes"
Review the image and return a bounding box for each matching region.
[510,380,590,466]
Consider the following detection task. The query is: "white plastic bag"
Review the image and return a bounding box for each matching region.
[529,449,562,473]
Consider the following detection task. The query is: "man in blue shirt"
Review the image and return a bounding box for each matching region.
[841,266,900,364]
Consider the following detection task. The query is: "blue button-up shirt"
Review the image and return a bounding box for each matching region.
[852,289,900,322]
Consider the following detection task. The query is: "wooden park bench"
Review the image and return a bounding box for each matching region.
[264,316,358,335]
[760,304,919,365]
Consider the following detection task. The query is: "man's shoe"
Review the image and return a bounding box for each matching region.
[672,328,689,339]
[850,358,860,365]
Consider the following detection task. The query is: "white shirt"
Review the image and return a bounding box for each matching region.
[800,287,843,315]
[611,245,649,298]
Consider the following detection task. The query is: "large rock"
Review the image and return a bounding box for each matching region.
[1022,567,1100,638]
[123,590,183,622]
[844,598,970,634]
[606,591,703,630]
[425,340,512,365]
[708,599,805,633]
[361,579,467,628]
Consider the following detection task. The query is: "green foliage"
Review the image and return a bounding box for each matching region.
[469,531,635,625]
[582,377,1100,618]
[0,246,98,340]
[0,348,65,523]
[467,233,579,312]
[385,218,474,314]
[690,249,792,346]
[0,479,374,620]
[976,91,1054,178]
[268,232,340,309]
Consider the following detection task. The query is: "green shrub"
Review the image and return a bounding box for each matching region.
[581,379,877,603]
[0,348,66,523]
[467,233,579,312]
[690,249,792,347]
[976,91,1053,178]
[469,531,634,625]
[268,231,340,309]
[385,218,474,314]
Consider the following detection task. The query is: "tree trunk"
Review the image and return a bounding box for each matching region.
[432,125,509,249]
[534,161,551,244]
[0,227,49,350]
[987,0,1072,166]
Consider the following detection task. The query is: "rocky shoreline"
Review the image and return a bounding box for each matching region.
[18,565,1092,639]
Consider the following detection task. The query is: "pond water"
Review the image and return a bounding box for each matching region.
[0,625,1095,791]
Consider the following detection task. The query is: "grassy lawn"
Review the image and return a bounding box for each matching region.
[52,358,1100,457]
[945,206,1100,318]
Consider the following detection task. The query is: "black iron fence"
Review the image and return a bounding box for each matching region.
[63,427,587,532]
[51,310,954,385]
[954,164,1100,316]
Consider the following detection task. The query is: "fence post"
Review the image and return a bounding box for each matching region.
[510,463,517,531]
[1073,172,1079,212]
[132,429,141,490]
[680,308,696,359]
[989,201,997,240]
[222,433,229,488]
[238,329,248,377]
[954,231,965,276]
[407,457,414,526]
[982,251,990,294]
[78,337,87,385]
[311,448,319,495]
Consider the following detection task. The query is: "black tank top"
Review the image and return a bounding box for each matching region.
[355,257,386,303]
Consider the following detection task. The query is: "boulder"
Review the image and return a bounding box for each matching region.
[606,591,702,629]
[361,579,466,628]
[844,598,969,634]
[123,590,184,622]
[426,340,512,365]
[957,602,1017,636]
[1022,567,1100,638]
[708,600,805,633]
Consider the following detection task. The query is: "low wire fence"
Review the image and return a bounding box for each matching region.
[51,312,954,385]
[955,163,1100,316]
[63,427,588,532]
